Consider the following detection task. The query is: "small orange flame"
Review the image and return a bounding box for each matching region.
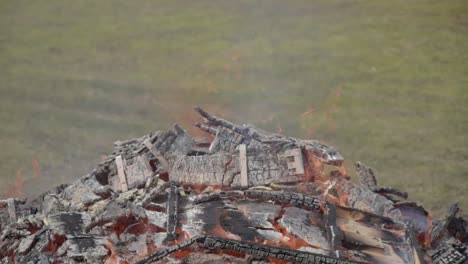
[31,159,40,179]
[47,234,65,254]
[105,239,128,264]
[210,224,241,241]
[3,168,25,198]
[271,222,312,250]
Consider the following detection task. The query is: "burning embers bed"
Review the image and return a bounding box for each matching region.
[1,107,467,264]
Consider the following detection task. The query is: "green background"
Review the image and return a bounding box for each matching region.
[1,0,467,216]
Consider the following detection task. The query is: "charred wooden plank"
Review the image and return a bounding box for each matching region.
[244,190,323,211]
[202,236,359,264]
[166,182,179,241]
[170,148,300,187]
[324,203,343,257]
[137,235,359,264]
[115,155,128,192]
[140,181,171,208]
[195,106,248,137]
[170,153,237,186]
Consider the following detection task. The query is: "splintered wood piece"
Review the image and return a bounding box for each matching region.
[239,144,249,187]
[282,148,305,175]
[143,139,170,171]
[7,198,17,223]
[115,155,128,192]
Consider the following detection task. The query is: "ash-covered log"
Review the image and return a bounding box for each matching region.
[0,107,466,264]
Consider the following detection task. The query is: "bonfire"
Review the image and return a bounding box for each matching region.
[0,107,466,264]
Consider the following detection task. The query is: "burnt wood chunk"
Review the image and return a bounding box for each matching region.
[325,178,403,219]
[47,212,91,235]
[355,161,408,200]
[279,207,330,251]
[66,235,108,261]
[355,161,377,189]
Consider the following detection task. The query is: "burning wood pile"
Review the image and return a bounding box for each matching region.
[1,107,467,264]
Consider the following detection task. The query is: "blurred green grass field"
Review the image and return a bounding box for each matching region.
[1,0,467,216]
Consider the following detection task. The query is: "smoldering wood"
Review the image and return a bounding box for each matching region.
[1,107,465,264]
[169,149,301,187]
[279,207,331,252]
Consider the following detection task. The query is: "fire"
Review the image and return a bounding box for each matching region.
[2,168,25,199]
[104,239,128,264]
[271,222,313,250]
[174,227,190,243]
[210,223,241,241]
[186,184,208,193]
[337,163,347,178]
[32,159,40,179]
[3,158,43,199]
[303,150,328,182]
[172,249,192,259]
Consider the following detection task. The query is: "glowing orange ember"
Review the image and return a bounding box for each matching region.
[47,234,65,254]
